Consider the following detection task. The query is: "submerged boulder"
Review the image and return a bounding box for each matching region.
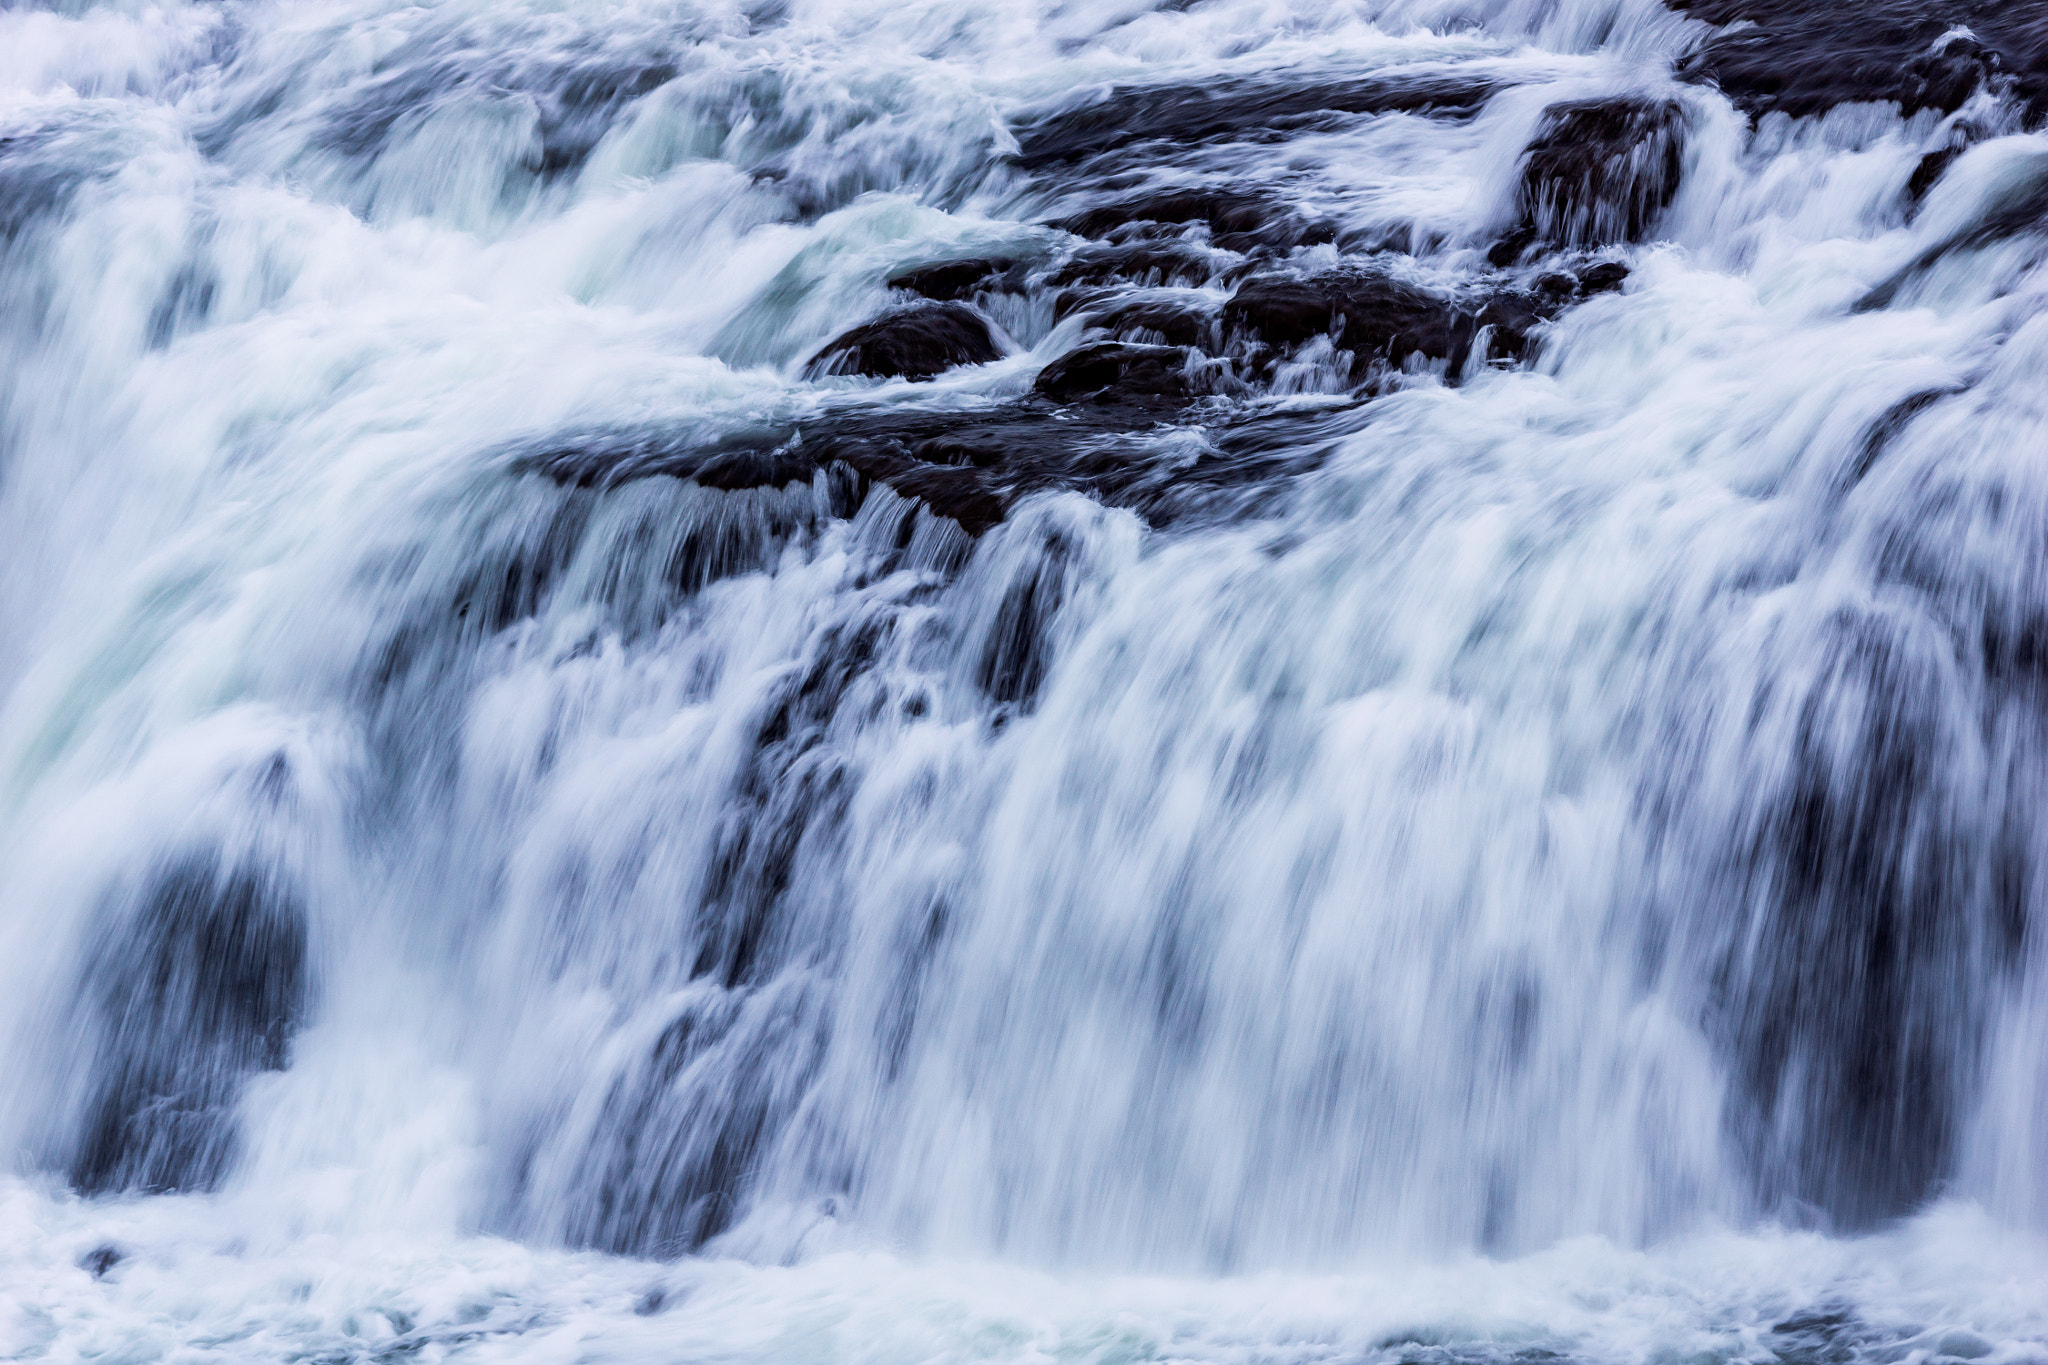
[805,301,1003,381]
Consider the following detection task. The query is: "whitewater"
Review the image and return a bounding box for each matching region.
[2,0,2047,1359]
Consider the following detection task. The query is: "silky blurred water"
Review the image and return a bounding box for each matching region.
[1,0,2046,1360]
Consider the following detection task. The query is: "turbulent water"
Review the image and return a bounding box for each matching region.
[4,0,2048,1359]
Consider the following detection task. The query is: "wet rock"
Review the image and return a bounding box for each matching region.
[79,1244,124,1278]
[1904,120,1986,206]
[0,123,129,245]
[1516,99,1687,247]
[805,301,1003,381]
[1578,262,1631,294]
[558,986,829,1256]
[1012,69,1512,170]
[1223,272,1459,357]
[1090,296,1216,347]
[531,424,819,492]
[1035,342,1196,403]
[315,52,676,180]
[518,391,1352,538]
[1765,1309,1894,1365]
[1670,1,2048,126]
[1485,225,1542,269]
[1908,144,1966,202]
[1222,270,1570,375]
[1049,186,1335,252]
[1047,241,1236,288]
[886,258,1020,301]
[71,860,308,1196]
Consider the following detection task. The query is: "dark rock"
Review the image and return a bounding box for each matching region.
[1670,1,2048,126]
[1486,224,1541,268]
[1221,269,1572,375]
[1578,262,1631,294]
[1047,241,1234,288]
[1466,294,1558,365]
[805,302,1003,381]
[1051,286,1113,324]
[1767,1310,1872,1365]
[534,59,679,178]
[518,391,1354,538]
[71,859,308,1195]
[79,1244,124,1278]
[1223,272,1460,356]
[1035,342,1196,403]
[555,987,829,1256]
[0,122,130,246]
[1908,144,1965,202]
[531,424,818,491]
[316,52,675,180]
[1904,121,1984,206]
[1686,589,2023,1228]
[1517,99,1686,247]
[885,258,1019,301]
[1090,297,1216,347]
[1049,186,1334,252]
[1012,68,1512,170]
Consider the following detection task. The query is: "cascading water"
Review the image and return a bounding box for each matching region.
[2,0,2047,1358]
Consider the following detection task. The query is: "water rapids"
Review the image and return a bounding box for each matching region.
[1,0,2046,1361]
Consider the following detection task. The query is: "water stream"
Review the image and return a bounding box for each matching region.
[2,0,2046,1360]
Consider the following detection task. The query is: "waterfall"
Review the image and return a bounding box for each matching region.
[1,0,2046,1359]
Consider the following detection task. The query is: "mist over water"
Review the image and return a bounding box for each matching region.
[2,0,2047,1360]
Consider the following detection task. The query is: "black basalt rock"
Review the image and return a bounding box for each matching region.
[1035,342,1197,404]
[1223,272,1456,359]
[1578,261,1631,294]
[1011,68,1513,171]
[1047,241,1237,289]
[805,301,1003,381]
[1516,99,1687,248]
[885,258,1021,302]
[79,1244,124,1278]
[1089,296,1216,348]
[517,388,1355,539]
[1671,1,2048,127]
[1049,186,1335,253]
[70,859,309,1195]
[1221,269,1574,376]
